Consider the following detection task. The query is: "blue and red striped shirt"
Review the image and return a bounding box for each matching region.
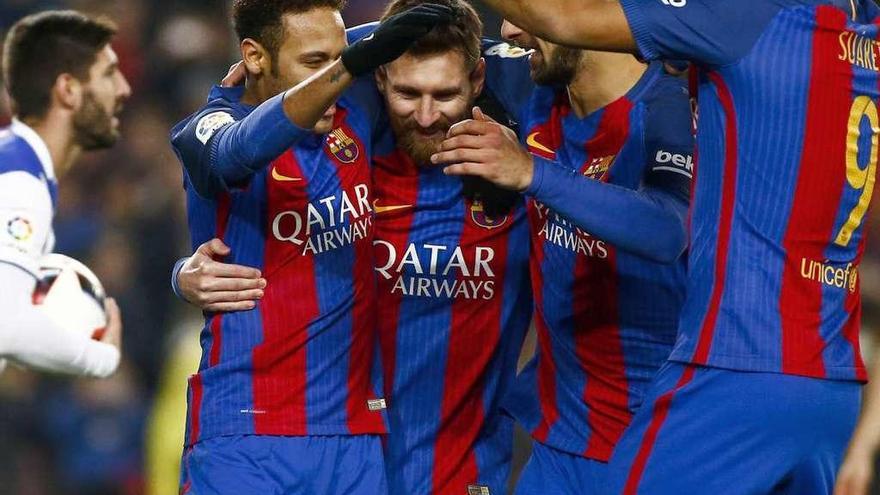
[372,132,531,492]
[170,83,387,445]
[488,60,693,461]
[621,0,876,381]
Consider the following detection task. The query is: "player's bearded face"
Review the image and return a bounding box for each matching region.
[379,52,485,166]
[530,41,581,86]
[73,48,129,150]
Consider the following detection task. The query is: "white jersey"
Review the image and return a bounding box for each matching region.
[0,119,118,378]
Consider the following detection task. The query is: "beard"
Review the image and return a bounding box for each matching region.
[73,90,119,150]
[532,45,582,86]
[391,112,461,167]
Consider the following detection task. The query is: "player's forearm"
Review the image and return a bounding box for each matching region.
[528,156,687,263]
[282,60,354,130]
[483,0,637,52]
[0,264,119,378]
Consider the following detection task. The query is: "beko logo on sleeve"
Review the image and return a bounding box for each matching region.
[661,0,687,7]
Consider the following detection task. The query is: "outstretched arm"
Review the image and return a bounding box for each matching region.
[481,0,637,52]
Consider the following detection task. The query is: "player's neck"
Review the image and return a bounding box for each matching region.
[566,53,648,118]
[22,114,81,178]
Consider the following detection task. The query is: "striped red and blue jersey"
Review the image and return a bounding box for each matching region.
[494,62,692,461]
[170,84,387,446]
[620,0,879,381]
[372,132,531,493]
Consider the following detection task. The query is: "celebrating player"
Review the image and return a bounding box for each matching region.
[0,10,128,378]
[169,1,452,493]
[470,0,876,493]
[367,1,531,493]
[435,19,692,494]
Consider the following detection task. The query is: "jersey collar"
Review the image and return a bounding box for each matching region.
[10,118,56,181]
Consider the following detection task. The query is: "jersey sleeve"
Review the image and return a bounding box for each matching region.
[0,263,120,378]
[619,0,796,66]
[0,172,52,276]
[347,22,378,44]
[170,93,311,199]
[482,39,536,119]
[642,79,695,203]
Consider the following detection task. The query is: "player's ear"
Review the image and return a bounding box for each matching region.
[374,66,388,92]
[240,38,270,77]
[470,58,487,96]
[52,73,83,112]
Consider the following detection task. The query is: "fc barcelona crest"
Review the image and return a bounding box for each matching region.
[582,155,616,180]
[470,200,509,230]
[326,128,359,164]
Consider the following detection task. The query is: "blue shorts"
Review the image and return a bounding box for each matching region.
[180,435,387,495]
[514,442,607,495]
[606,362,861,495]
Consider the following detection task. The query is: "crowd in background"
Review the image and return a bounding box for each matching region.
[0,1,877,494]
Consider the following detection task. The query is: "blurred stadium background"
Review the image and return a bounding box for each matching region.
[0,1,878,494]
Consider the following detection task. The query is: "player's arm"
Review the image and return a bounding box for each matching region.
[0,263,122,378]
[170,239,266,313]
[480,0,636,52]
[483,0,784,66]
[835,353,880,495]
[434,105,692,263]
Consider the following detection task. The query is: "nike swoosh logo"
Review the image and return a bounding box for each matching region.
[373,200,413,214]
[272,167,302,182]
[362,33,375,42]
[526,132,554,155]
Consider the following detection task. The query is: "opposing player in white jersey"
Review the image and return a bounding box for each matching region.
[0,10,130,377]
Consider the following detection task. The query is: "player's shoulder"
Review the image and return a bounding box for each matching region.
[171,85,249,150]
[0,129,44,180]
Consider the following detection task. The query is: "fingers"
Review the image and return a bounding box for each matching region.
[206,261,263,280]
[202,277,266,292]
[100,297,122,348]
[438,134,490,152]
[447,119,498,138]
[442,162,486,177]
[472,106,497,123]
[221,61,246,87]
[202,289,264,305]
[203,301,258,313]
[198,238,231,258]
[431,147,492,165]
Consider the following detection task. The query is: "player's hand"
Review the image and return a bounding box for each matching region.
[100,297,122,350]
[341,3,455,77]
[178,239,266,313]
[432,107,534,192]
[835,446,876,495]
[221,61,246,87]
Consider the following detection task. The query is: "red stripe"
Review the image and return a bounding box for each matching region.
[207,193,231,368]
[525,101,567,443]
[779,7,851,377]
[329,117,385,434]
[528,201,558,443]
[373,151,421,402]
[208,316,222,367]
[432,197,512,493]
[188,374,204,445]
[253,149,315,435]
[575,100,633,461]
[691,73,740,365]
[623,365,697,495]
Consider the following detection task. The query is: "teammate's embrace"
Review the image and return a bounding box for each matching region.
[169,1,451,493]
[0,10,128,378]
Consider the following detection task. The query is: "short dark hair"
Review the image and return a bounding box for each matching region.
[232,0,347,60]
[2,10,117,119]
[382,0,483,70]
